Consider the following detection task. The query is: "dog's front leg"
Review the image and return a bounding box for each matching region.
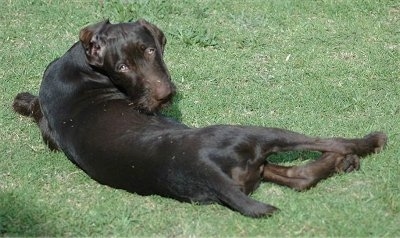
[262,152,360,191]
[212,176,279,217]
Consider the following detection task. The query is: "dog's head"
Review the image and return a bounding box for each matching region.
[79,19,175,113]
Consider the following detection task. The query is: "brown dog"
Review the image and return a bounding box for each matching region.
[13,19,387,217]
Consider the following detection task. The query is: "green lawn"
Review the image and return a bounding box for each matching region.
[1,0,399,236]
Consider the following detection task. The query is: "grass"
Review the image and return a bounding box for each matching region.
[1,0,399,236]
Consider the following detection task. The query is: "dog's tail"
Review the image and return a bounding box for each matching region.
[12,92,41,122]
[13,92,60,151]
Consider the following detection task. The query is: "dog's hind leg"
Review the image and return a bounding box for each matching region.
[13,92,60,151]
[252,128,387,157]
[263,152,360,191]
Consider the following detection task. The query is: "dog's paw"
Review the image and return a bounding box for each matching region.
[240,202,280,218]
[335,154,360,173]
[364,131,388,153]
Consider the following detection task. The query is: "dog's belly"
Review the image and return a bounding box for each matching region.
[53,101,198,196]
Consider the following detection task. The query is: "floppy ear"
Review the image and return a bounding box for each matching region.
[138,19,167,54]
[79,20,110,67]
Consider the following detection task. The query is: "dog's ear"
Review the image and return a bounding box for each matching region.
[79,20,110,67]
[138,19,167,54]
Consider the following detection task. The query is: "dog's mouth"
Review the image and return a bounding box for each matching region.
[118,80,175,114]
[130,91,174,114]
[157,92,175,107]
[150,94,175,112]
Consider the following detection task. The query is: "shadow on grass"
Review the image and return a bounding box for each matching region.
[161,92,183,122]
[0,191,54,236]
[267,151,322,164]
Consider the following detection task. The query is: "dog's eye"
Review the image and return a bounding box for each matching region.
[145,48,156,55]
[117,64,129,72]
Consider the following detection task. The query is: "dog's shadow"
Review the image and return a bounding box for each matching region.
[161,92,184,122]
[268,151,321,164]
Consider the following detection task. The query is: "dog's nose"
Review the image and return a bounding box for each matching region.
[155,80,175,102]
